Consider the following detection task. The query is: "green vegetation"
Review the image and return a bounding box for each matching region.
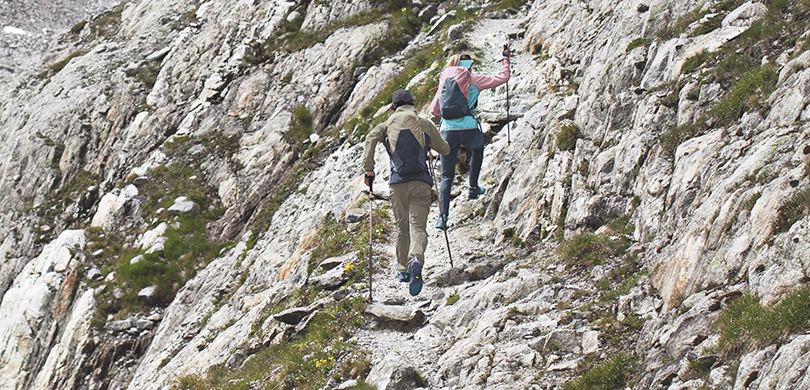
[70,20,87,34]
[681,50,710,74]
[557,232,632,269]
[714,287,810,355]
[598,269,647,304]
[446,291,460,305]
[88,2,125,39]
[308,209,389,275]
[136,65,161,89]
[564,353,634,390]
[773,186,810,234]
[709,65,777,126]
[344,41,444,142]
[625,37,651,53]
[175,296,370,390]
[256,0,419,62]
[656,8,709,40]
[556,123,581,152]
[654,0,810,152]
[659,121,705,155]
[45,50,88,76]
[501,227,524,247]
[689,13,723,37]
[289,104,314,146]
[89,161,232,322]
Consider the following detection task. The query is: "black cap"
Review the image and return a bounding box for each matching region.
[392,89,414,108]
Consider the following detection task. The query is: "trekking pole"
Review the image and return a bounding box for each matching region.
[504,43,511,146]
[427,151,454,268]
[366,175,374,302]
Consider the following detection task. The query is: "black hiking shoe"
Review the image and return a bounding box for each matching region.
[397,270,410,283]
[408,258,423,296]
[468,186,485,200]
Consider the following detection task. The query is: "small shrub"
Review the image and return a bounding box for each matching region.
[564,353,634,390]
[446,292,460,305]
[626,37,651,53]
[556,123,581,151]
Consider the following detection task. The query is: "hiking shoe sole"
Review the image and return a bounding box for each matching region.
[408,259,423,296]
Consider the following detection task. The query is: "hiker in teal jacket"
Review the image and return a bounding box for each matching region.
[428,48,511,229]
[363,89,450,296]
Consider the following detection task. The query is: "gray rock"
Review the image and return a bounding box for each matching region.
[145,242,164,255]
[168,200,199,214]
[447,23,464,41]
[366,352,419,390]
[582,330,600,355]
[113,288,124,299]
[86,268,103,281]
[336,379,358,389]
[418,4,437,22]
[309,263,348,290]
[124,62,140,76]
[344,208,367,223]
[365,304,425,328]
[637,3,649,12]
[130,255,144,264]
[105,319,133,332]
[132,176,150,187]
[138,285,159,302]
[274,306,315,325]
[145,47,171,62]
[134,318,155,330]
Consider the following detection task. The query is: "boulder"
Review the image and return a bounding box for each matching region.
[138,285,159,302]
[344,208,367,223]
[310,263,349,290]
[86,268,103,281]
[365,304,425,329]
[366,352,419,390]
[168,200,199,215]
[105,319,133,332]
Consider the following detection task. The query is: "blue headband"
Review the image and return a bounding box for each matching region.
[459,59,473,69]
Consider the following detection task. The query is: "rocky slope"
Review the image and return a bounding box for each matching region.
[0,0,121,99]
[1,0,810,389]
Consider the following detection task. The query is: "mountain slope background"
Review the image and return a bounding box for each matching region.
[1,0,810,389]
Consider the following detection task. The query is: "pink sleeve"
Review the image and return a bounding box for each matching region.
[428,76,445,117]
[470,57,511,90]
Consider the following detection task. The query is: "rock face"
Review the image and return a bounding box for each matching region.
[1,0,810,389]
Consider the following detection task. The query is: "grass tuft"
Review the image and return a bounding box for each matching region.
[714,287,810,355]
[556,123,581,152]
[564,353,634,390]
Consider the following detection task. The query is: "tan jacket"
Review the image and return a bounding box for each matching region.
[363,105,450,174]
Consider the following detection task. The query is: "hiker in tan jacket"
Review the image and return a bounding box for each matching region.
[363,89,450,296]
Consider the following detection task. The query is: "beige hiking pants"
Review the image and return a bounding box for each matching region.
[390,181,432,272]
